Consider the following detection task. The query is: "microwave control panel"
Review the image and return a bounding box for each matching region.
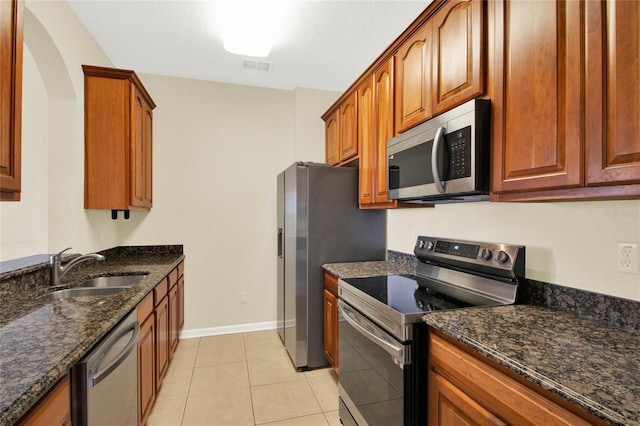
[445,125,471,180]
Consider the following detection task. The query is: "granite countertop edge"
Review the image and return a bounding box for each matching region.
[0,249,185,426]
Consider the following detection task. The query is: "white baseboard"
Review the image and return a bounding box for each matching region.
[179,320,278,340]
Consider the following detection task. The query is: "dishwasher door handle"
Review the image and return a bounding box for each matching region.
[89,321,140,387]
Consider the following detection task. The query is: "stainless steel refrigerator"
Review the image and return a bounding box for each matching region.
[276,162,386,370]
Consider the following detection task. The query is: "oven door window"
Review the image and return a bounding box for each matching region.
[338,304,411,425]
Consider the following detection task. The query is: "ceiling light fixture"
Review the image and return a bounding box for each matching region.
[219,0,290,58]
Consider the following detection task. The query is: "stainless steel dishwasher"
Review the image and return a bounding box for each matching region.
[71,309,139,426]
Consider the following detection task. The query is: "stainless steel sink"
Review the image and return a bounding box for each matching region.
[39,286,131,300]
[38,274,147,300]
[78,274,147,288]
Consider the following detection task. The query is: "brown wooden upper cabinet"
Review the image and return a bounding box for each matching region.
[83,65,156,212]
[491,0,640,201]
[394,19,432,134]
[395,0,484,134]
[431,0,484,115]
[325,91,358,166]
[0,0,23,202]
[585,0,640,190]
[358,58,397,208]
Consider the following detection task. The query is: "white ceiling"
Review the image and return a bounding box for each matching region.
[67,1,430,92]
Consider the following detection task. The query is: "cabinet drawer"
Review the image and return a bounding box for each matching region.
[154,278,168,306]
[324,272,339,297]
[177,261,184,278]
[168,268,178,288]
[137,292,153,322]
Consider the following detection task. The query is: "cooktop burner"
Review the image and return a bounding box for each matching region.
[341,274,499,315]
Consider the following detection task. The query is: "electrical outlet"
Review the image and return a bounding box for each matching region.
[617,243,639,274]
[240,291,248,303]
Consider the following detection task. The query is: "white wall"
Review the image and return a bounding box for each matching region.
[2,0,340,334]
[0,46,49,259]
[0,1,122,260]
[388,200,640,301]
[115,75,338,331]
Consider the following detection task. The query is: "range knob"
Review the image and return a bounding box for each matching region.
[425,241,435,251]
[417,240,426,249]
[496,251,510,264]
[480,248,492,261]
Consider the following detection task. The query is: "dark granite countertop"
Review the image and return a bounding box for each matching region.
[324,255,640,425]
[425,306,639,425]
[0,246,184,426]
[322,260,414,278]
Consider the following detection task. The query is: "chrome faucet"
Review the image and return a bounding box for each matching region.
[50,247,105,286]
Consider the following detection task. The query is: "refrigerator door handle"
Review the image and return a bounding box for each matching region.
[277,228,283,258]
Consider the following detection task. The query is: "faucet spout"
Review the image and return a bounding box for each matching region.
[50,247,105,286]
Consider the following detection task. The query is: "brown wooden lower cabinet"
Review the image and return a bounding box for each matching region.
[428,330,605,426]
[178,274,185,332]
[155,293,170,391]
[17,375,70,426]
[323,272,339,372]
[137,292,155,426]
[138,262,184,425]
[169,282,179,357]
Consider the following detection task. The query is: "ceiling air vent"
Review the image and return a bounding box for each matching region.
[242,59,271,72]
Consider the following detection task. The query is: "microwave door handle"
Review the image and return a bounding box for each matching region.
[431,126,447,194]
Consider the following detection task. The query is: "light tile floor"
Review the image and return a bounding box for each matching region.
[147,330,340,426]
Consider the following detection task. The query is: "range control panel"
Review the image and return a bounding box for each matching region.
[414,236,525,278]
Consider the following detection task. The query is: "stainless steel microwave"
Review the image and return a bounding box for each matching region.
[387,99,491,203]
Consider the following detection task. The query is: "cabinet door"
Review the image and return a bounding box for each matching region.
[169,283,179,356]
[358,75,375,205]
[585,0,640,186]
[373,59,396,205]
[131,88,146,208]
[491,0,583,193]
[141,101,153,208]
[138,314,155,426]
[429,371,506,426]
[323,289,338,371]
[339,92,358,162]
[178,275,185,332]
[0,0,23,201]
[432,0,484,115]
[325,109,339,165]
[395,20,432,133]
[155,295,169,391]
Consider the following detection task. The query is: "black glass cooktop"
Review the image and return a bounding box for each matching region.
[341,274,501,315]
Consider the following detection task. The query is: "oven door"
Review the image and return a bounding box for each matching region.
[338,300,412,426]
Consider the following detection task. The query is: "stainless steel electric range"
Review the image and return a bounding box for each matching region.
[337,236,526,426]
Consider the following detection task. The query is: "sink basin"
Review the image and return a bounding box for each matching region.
[39,286,131,300]
[38,274,147,300]
[78,274,147,288]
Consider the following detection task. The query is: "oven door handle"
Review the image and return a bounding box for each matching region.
[338,300,409,366]
[431,126,447,194]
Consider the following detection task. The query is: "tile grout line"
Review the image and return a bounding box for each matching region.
[242,332,258,426]
[180,337,200,426]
